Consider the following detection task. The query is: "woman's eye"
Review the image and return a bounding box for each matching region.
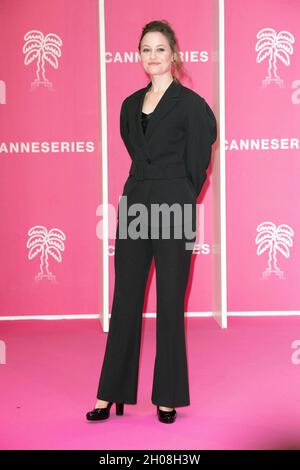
[142,48,165,53]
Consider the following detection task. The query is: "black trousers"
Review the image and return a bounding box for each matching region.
[96,217,196,408]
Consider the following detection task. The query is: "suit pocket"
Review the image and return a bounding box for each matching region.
[185,177,197,198]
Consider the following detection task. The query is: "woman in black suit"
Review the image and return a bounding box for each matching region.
[87,19,217,424]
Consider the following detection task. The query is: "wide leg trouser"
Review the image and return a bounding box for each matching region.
[96,221,195,407]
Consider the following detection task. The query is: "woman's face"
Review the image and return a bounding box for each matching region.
[139,31,174,77]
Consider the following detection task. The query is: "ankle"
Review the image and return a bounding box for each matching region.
[95,399,109,408]
[159,406,174,412]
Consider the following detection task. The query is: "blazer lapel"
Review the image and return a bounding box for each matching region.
[135,78,182,143]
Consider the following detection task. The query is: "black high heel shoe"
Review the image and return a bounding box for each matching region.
[157,405,177,424]
[86,401,124,421]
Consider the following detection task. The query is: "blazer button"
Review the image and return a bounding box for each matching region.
[146,158,151,164]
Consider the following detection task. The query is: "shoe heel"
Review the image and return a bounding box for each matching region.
[115,402,124,415]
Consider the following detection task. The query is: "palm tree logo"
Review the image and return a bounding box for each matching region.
[27,225,66,282]
[255,221,294,279]
[255,28,294,88]
[23,30,63,90]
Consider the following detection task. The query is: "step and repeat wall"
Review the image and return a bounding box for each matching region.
[105,0,216,317]
[225,0,300,313]
[1,0,299,318]
[0,0,101,316]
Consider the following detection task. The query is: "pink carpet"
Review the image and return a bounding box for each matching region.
[0,316,300,450]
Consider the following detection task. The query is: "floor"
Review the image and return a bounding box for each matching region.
[0,316,300,450]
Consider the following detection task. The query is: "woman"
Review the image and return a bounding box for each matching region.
[87,20,217,424]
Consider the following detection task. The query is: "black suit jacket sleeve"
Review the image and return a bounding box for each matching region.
[184,95,217,198]
[120,98,132,156]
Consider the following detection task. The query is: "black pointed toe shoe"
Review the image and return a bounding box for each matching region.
[86,402,124,421]
[157,405,177,424]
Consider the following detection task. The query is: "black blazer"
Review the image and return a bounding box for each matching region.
[118,77,217,227]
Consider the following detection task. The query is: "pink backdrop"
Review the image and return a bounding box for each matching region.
[225,0,300,312]
[1,0,299,318]
[0,0,101,316]
[106,0,215,316]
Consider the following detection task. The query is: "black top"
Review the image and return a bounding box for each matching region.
[141,111,153,133]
